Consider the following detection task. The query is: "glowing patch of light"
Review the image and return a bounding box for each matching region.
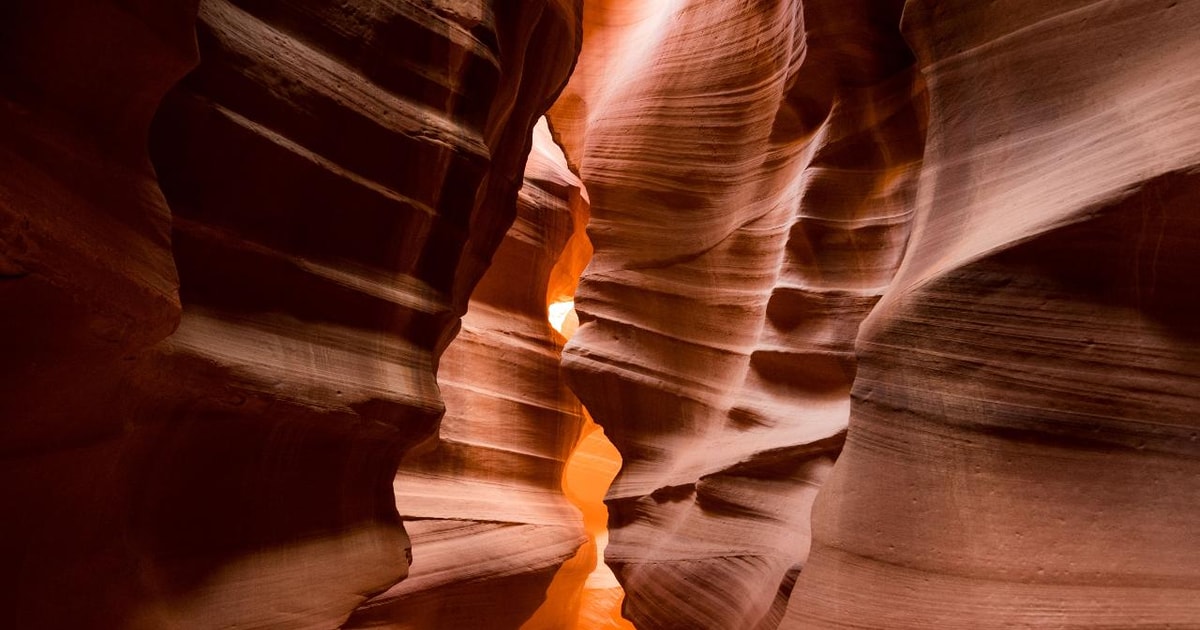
[548,299,575,335]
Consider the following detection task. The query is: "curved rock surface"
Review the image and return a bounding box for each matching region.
[0,1,198,626]
[787,1,1200,627]
[553,0,1200,628]
[344,118,590,629]
[2,0,580,627]
[7,0,1200,627]
[550,1,926,628]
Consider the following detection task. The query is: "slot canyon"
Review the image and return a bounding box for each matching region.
[1,0,1198,629]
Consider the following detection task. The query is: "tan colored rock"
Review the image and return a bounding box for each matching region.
[787,1,1200,627]
[550,1,925,628]
[7,0,1199,627]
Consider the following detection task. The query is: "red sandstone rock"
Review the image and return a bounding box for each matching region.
[786,1,1200,627]
[343,118,591,629]
[1,0,580,627]
[550,1,925,628]
[0,1,198,626]
[6,0,1200,628]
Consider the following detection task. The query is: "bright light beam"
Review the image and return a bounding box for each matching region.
[548,299,576,336]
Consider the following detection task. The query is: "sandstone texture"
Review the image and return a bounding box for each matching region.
[5,0,1200,628]
[343,118,591,629]
[1,2,199,625]
[787,1,1200,627]
[553,0,1199,629]
[550,1,926,628]
[1,1,580,627]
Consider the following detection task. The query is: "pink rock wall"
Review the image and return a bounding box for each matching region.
[5,0,1199,628]
[549,1,926,628]
[787,1,1200,626]
[552,1,1199,628]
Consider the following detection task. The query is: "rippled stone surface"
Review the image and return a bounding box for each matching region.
[787,1,1200,627]
[549,1,926,628]
[344,119,591,629]
[6,0,1199,627]
[551,1,1199,628]
[1,1,580,627]
[1,2,198,625]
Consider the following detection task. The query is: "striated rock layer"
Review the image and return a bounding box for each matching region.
[2,0,580,627]
[549,1,926,628]
[0,1,199,626]
[7,0,1198,627]
[787,1,1200,627]
[344,119,590,629]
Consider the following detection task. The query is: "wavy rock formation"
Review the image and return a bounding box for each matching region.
[549,1,926,628]
[0,1,198,626]
[344,119,590,629]
[2,0,579,627]
[787,1,1200,627]
[8,0,1199,627]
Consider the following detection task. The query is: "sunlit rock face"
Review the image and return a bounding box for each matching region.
[7,0,1199,627]
[787,1,1200,627]
[549,1,926,628]
[2,0,580,627]
[342,119,591,629]
[552,0,1200,628]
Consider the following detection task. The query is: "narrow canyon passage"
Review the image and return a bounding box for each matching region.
[345,118,633,629]
[522,163,635,628]
[343,119,594,628]
[2,0,1199,629]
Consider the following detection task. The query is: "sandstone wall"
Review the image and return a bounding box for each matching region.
[344,119,590,629]
[552,1,1200,629]
[0,2,199,626]
[1,1,580,627]
[549,1,926,628]
[787,1,1200,626]
[6,0,1199,628]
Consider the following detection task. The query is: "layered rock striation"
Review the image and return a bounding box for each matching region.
[788,1,1200,627]
[6,0,1199,628]
[550,1,926,628]
[2,0,580,627]
[551,0,1200,628]
[344,119,591,629]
